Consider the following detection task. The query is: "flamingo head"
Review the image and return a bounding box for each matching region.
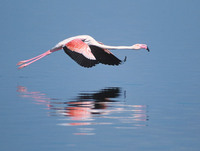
[132,44,150,52]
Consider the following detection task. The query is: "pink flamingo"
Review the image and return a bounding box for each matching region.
[17,35,149,69]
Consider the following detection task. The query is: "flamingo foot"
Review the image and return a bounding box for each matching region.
[18,64,27,69]
[17,61,27,66]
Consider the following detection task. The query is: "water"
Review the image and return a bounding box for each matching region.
[1,0,200,151]
[17,86,148,134]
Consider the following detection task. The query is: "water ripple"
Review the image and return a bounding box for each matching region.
[17,86,148,135]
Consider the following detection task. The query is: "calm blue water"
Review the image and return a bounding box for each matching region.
[1,0,200,151]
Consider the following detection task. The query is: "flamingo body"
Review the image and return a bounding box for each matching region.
[17,35,149,69]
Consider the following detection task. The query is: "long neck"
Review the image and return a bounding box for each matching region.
[100,45,133,50]
[83,35,134,50]
[93,42,133,50]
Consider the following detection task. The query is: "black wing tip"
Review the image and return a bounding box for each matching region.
[108,56,127,66]
[124,56,127,62]
[119,56,127,65]
[90,45,125,66]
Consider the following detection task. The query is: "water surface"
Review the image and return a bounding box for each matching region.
[1,0,200,151]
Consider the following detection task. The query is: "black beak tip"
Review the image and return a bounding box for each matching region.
[147,47,150,52]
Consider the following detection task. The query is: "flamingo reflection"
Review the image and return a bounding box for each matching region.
[17,86,148,135]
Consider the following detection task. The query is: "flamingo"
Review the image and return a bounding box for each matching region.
[17,35,149,69]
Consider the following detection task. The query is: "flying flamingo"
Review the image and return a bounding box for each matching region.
[17,35,150,69]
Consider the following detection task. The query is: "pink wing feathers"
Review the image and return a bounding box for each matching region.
[63,38,125,68]
[63,39,98,68]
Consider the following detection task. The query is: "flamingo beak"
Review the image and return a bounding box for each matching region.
[140,44,150,52]
[146,47,150,52]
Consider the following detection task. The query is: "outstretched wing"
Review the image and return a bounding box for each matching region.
[89,45,124,66]
[63,39,99,68]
